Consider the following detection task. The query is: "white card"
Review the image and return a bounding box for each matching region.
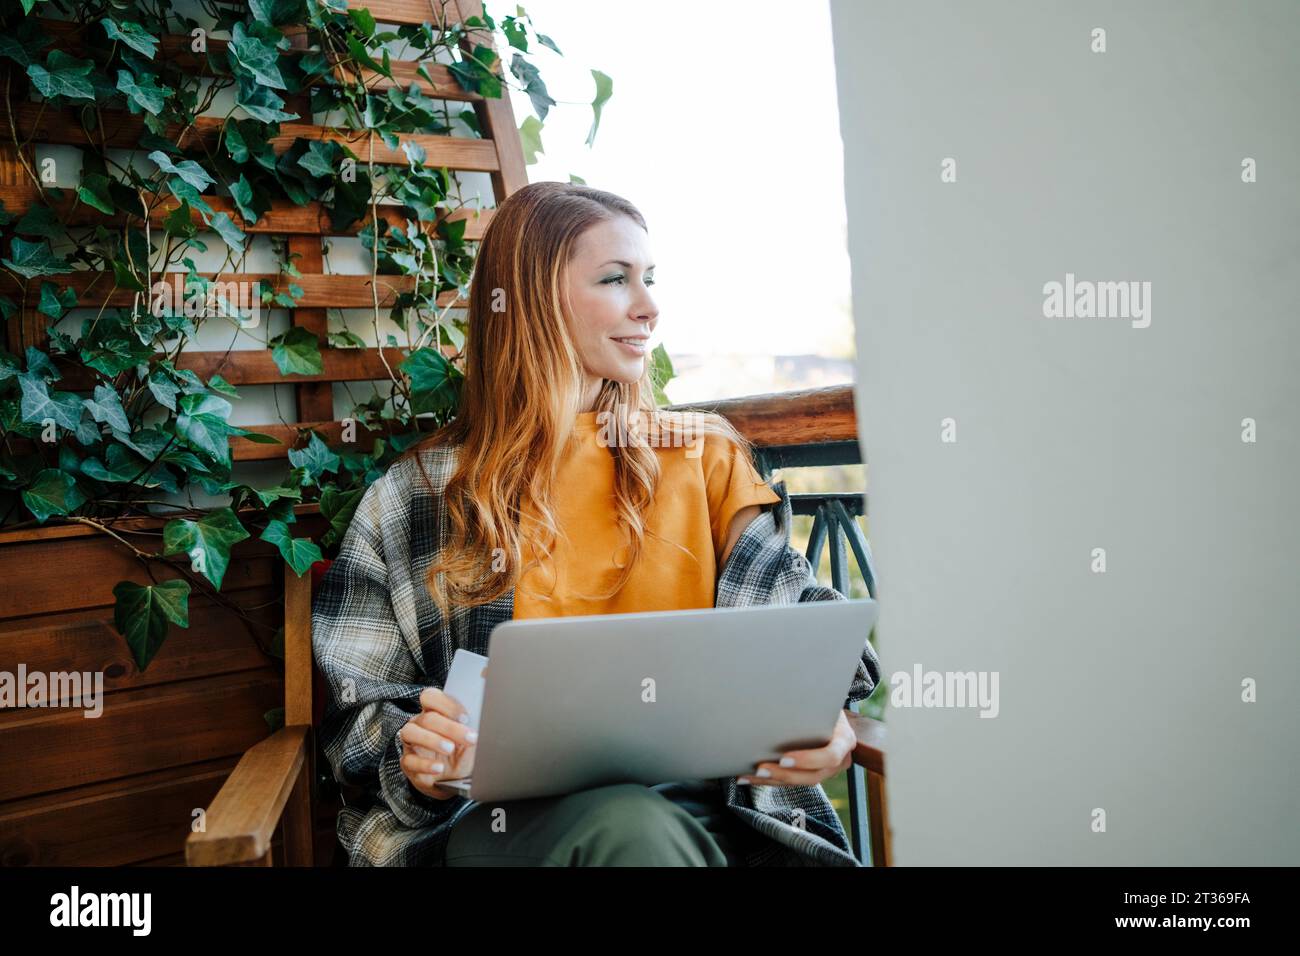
[440,648,488,733]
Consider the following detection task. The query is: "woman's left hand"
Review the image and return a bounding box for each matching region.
[738,710,855,787]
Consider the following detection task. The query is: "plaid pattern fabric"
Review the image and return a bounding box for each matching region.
[311,445,882,867]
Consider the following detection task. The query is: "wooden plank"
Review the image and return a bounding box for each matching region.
[10,103,501,172]
[36,19,488,101]
[0,756,239,866]
[184,725,307,866]
[666,384,860,448]
[230,418,406,461]
[283,569,314,728]
[14,269,467,310]
[0,534,277,620]
[358,0,487,28]
[847,711,886,776]
[453,0,527,204]
[0,588,280,699]
[0,183,495,239]
[0,668,283,802]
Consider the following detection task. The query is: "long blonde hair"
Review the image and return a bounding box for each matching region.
[402,181,760,616]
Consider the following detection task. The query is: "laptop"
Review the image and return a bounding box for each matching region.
[437,598,878,803]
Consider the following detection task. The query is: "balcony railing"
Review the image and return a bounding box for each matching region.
[666,383,888,866]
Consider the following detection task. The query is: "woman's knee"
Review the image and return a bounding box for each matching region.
[548,783,726,866]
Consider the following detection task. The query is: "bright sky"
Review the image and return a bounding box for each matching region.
[501,0,856,363]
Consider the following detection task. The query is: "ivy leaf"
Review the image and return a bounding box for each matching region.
[15,203,60,238]
[175,392,236,465]
[586,69,612,147]
[297,140,338,178]
[24,346,59,382]
[3,237,71,277]
[510,54,555,122]
[207,374,239,397]
[228,22,287,89]
[229,175,259,225]
[148,151,214,191]
[80,442,150,483]
[518,114,544,165]
[83,383,131,432]
[236,78,298,123]
[209,212,246,254]
[261,519,323,577]
[270,326,322,376]
[401,347,459,413]
[319,486,362,548]
[37,281,77,319]
[19,374,83,430]
[162,199,196,238]
[101,18,159,59]
[27,50,96,101]
[147,371,179,410]
[21,468,86,522]
[117,69,172,115]
[649,343,675,406]
[163,507,250,589]
[76,172,116,214]
[328,329,366,349]
[164,177,214,219]
[287,431,340,481]
[112,579,190,671]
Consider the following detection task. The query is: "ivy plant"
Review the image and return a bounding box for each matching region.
[0,0,665,671]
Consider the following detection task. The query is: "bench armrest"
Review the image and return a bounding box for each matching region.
[185,725,310,866]
[846,710,885,776]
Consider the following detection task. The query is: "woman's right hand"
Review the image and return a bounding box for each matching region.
[399,687,478,800]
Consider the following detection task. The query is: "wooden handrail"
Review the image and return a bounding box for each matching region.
[665,383,858,447]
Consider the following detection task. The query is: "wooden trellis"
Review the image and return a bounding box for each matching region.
[0,0,527,460]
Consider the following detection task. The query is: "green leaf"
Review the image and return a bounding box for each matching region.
[162,200,196,238]
[228,22,287,89]
[15,203,59,238]
[510,54,555,121]
[149,151,214,191]
[37,281,77,319]
[163,507,250,589]
[112,579,190,671]
[270,326,322,376]
[82,383,131,432]
[649,342,675,404]
[400,347,458,413]
[117,69,172,115]
[19,374,83,430]
[208,374,239,397]
[261,519,323,576]
[80,442,150,483]
[3,237,71,277]
[76,172,116,214]
[209,212,246,254]
[27,50,96,101]
[164,177,214,219]
[518,115,544,165]
[147,371,179,410]
[297,140,338,178]
[320,486,362,547]
[236,78,298,123]
[328,329,367,349]
[21,468,86,522]
[175,392,235,464]
[287,431,340,480]
[586,69,612,147]
[230,175,258,225]
[101,18,160,59]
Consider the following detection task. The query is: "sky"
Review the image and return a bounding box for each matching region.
[498,0,857,366]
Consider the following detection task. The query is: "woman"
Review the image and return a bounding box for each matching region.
[311,181,880,866]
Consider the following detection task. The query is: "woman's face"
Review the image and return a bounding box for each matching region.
[562,216,659,402]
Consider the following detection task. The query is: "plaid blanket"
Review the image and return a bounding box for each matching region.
[312,445,882,866]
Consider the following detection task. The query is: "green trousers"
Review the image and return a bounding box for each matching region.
[443,780,758,867]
